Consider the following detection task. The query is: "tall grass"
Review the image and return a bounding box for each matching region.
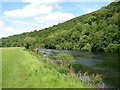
[2,47,94,88]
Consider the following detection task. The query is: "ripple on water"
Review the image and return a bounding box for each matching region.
[93,67,106,70]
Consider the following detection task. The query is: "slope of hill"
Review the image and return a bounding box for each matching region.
[1,1,120,52]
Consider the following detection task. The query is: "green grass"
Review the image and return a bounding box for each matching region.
[0,48,2,89]
[2,47,94,88]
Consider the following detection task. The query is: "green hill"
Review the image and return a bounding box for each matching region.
[1,1,120,52]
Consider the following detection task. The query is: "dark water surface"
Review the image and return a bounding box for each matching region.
[40,48,120,88]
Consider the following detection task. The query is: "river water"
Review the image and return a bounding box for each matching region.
[40,48,120,88]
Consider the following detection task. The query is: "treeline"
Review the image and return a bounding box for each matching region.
[1,1,120,52]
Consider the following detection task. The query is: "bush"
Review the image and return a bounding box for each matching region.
[81,43,91,51]
[105,44,120,52]
[55,44,62,50]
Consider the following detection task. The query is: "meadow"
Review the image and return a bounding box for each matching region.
[2,47,94,88]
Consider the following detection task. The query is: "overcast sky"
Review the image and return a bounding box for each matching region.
[0,0,114,38]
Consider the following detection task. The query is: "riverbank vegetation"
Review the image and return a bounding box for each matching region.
[1,1,120,52]
[2,48,91,88]
[2,47,104,88]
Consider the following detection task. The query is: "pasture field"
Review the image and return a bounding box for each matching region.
[2,47,93,88]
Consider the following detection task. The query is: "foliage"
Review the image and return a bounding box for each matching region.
[56,53,75,67]
[90,73,103,84]
[105,44,120,52]
[23,37,36,49]
[81,43,91,51]
[1,1,120,52]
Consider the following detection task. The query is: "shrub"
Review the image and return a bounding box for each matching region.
[105,44,120,52]
[81,43,91,51]
[55,44,62,50]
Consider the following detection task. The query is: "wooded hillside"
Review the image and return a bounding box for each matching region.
[1,1,120,52]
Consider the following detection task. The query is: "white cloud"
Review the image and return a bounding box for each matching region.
[0,26,34,38]
[0,20,43,38]
[0,21,15,37]
[1,28,22,38]
[0,21,24,38]
[0,21,15,32]
[0,21,4,27]
[1,27,15,32]
[5,19,39,26]
[54,4,62,9]
[4,4,52,17]
[1,26,43,38]
[35,12,74,26]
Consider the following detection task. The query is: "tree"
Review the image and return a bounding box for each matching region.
[23,37,36,49]
[91,31,104,51]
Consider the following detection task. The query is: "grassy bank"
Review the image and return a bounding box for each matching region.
[2,47,94,88]
[0,48,2,89]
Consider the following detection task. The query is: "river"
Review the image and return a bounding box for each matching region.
[40,48,120,88]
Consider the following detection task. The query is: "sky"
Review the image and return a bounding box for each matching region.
[0,0,114,38]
